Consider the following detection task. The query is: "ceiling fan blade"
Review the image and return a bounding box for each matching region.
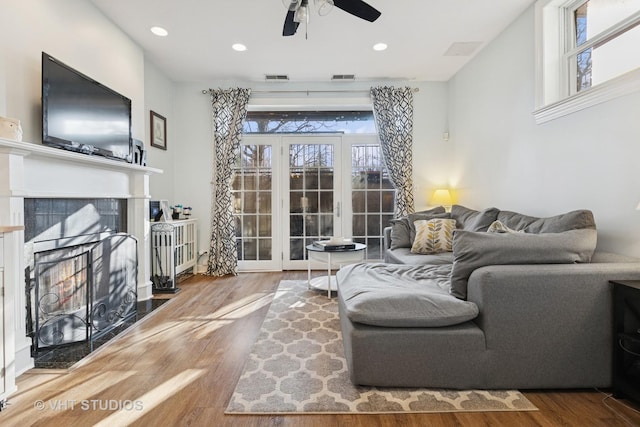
[333,0,381,22]
[283,10,300,36]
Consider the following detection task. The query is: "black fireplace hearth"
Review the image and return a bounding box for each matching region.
[33,298,167,369]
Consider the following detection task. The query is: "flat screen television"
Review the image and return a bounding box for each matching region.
[42,52,132,162]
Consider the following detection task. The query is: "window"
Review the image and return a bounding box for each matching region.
[232,144,274,262]
[243,111,376,134]
[234,110,391,270]
[571,0,640,93]
[288,142,336,261]
[534,0,640,123]
[350,144,395,260]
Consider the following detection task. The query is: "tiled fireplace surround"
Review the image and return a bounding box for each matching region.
[0,137,161,375]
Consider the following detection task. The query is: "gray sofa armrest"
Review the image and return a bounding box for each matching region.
[467,262,640,346]
[466,262,640,387]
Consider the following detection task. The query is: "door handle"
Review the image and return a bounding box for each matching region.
[336,201,341,218]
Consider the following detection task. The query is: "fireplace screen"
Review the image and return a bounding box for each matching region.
[31,233,137,351]
[35,253,90,347]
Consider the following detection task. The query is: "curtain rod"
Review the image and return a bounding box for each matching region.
[200,88,419,95]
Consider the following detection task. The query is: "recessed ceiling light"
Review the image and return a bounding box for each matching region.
[373,43,388,51]
[150,26,168,37]
[232,43,247,52]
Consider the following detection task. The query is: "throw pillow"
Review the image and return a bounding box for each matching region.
[487,220,523,233]
[496,209,595,233]
[389,206,448,249]
[407,206,447,223]
[407,212,451,243]
[450,205,500,232]
[411,218,457,254]
[389,218,412,249]
[449,228,597,300]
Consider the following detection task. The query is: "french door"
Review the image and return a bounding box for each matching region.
[232,136,281,271]
[233,134,391,271]
[283,136,342,269]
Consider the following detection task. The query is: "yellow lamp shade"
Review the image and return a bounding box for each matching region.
[430,189,453,206]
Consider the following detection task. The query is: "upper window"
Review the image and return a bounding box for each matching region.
[535,0,640,123]
[571,0,640,93]
[242,111,376,134]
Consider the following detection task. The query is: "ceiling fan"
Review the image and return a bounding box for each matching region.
[282,0,381,37]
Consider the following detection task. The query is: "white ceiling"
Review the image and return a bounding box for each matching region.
[89,0,535,84]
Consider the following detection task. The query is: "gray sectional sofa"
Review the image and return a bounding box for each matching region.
[336,205,640,389]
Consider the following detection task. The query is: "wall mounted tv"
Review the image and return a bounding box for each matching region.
[42,52,132,162]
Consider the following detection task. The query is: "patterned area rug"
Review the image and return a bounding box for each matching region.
[226,280,538,414]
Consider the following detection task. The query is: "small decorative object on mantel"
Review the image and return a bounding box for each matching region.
[0,116,23,141]
[132,138,147,166]
[183,206,192,218]
[160,200,171,222]
[172,205,182,220]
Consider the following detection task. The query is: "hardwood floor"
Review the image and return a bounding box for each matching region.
[3,272,640,426]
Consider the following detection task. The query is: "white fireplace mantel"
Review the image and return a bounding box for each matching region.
[0,137,162,377]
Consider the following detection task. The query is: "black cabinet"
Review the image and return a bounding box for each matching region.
[611,280,640,404]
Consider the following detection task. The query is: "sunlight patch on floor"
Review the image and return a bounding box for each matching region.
[39,370,137,402]
[111,292,278,345]
[3,370,138,426]
[289,301,306,309]
[93,369,206,427]
[199,292,275,320]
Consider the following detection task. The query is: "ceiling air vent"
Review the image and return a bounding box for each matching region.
[443,42,483,57]
[265,74,289,81]
[331,74,356,81]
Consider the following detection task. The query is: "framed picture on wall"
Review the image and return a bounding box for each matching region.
[150,110,167,150]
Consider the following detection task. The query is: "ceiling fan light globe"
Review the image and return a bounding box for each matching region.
[294,5,308,23]
[315,0,334,16]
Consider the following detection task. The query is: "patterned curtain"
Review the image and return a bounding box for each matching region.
[206,88,251,276]
[370,86,415,218]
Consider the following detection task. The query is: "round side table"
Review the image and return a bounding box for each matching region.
[306,243,367,298]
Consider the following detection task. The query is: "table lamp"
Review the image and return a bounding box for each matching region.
[430,189,453,211]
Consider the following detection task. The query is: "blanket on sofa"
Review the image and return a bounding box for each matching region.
[337,263,479,328]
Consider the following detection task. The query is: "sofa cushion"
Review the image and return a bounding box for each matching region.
[496,209,595,233]
[411,218,457,254]
[450,229,598,299]
[450,205,499,232]
[389,206,447,249]
[338,263,478,327]
[389,218,413,249]
[385,247,454,265]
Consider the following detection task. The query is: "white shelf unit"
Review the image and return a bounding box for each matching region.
[150,219,197,293]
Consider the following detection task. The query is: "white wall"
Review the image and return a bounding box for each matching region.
[171,83,211,256]
[0,0,177,216]
[412,82,454,208]
[0,0,145,145]
[144,58,175,202]
[448,5,640,256]
[171,81,449,257]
